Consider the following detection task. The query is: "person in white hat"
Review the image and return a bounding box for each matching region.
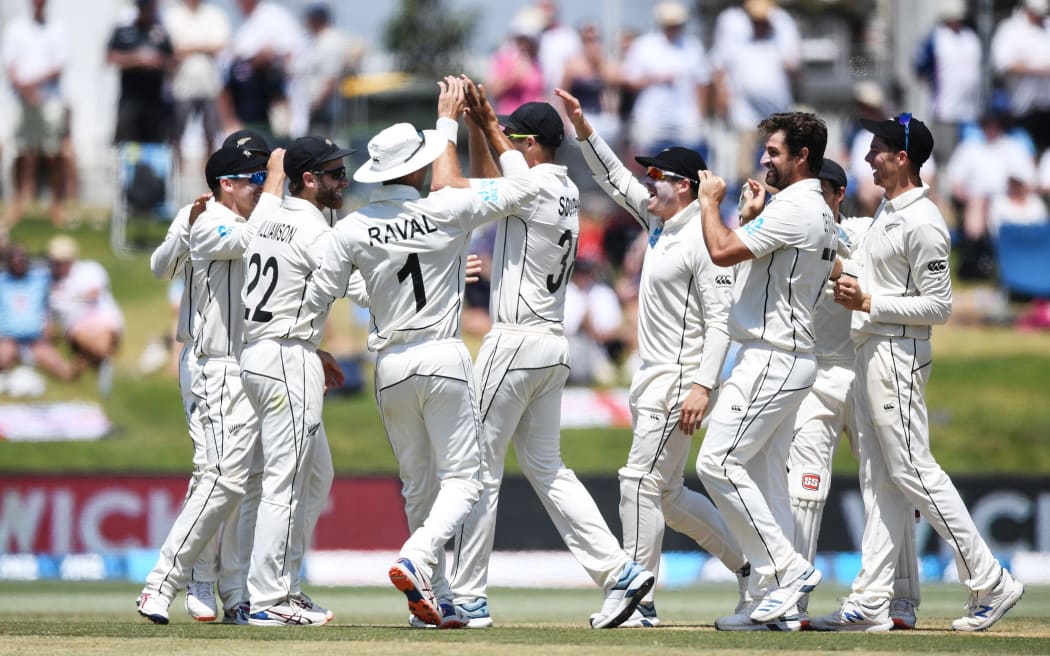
[302,76,540,628]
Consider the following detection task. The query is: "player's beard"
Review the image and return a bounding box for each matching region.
[764,162,785,191]
[317,179,345,211]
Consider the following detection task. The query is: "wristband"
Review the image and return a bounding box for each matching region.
[436,117,459,145]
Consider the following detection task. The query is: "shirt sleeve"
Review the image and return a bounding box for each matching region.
[734,200,798,258]
[345,270,370,308]
[869,221,952,326]
[304,221,358,316]
[578,132,652,231]
[190,193,280,261]
[150,205,191,280]
[440,150,541,234]
[693,260,732,389]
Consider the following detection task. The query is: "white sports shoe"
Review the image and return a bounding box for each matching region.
[951,569,1024,632]
[716,599,801,632]
[185,580,217,622]
[248,599,330,626]
[590,561,656,629]
[136,589,170,625]
[809,597,893,632]
[614,601,659,628]
[889,597,917,630]
[388,557,441,627]
[291,592,333,622]
[455,598,494,628]
[734,563,753,615]
[750,566,821,623]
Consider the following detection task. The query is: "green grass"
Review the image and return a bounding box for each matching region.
[3,217,1050,476]
[0,582,1048,655]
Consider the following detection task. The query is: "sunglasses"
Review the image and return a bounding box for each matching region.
[312,166,347,181]
[219,170,267,185]
[646,166,688,182]
[897,112,912,154]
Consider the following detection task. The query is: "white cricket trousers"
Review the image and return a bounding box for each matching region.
[698,343,816,596]
[178,344,220,584]
[375,339,483,584]
[622,362,746,604]
[452,329,628,604]
[851,336,1001,603]
[788,359,920,604]
[240,339,331,612]
[145,354,261,604]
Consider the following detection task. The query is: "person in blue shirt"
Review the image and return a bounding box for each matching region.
[0,244,75,381]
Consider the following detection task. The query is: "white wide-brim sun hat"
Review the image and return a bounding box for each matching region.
[353,122,448,184]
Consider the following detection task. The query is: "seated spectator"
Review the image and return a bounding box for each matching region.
[564,257,622,385]
[0,244,74,381]
[987,166,1049,238]
[46,236,123,394]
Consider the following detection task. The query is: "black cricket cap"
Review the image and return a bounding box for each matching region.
[634,146,707,183]
[222,129,271,155]
[284,135,356,182]
[859,113,934,167]
[205,145,268,189]
[817,158,848,189]
[498,102,565,147]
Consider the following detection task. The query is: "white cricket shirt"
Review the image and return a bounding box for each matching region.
[814,216,870,362]
[190,193,280,358]
[846,185,952,341]
[580,132,732,389]
[304,150,539,352]
[489,162,579,334]
[731,177,837,353]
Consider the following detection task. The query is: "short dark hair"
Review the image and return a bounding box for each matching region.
[758,112,827,174]
[288,178,305,196]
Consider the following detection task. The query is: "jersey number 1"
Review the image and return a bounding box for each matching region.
[244,253,278,322]
[397,253,427,311]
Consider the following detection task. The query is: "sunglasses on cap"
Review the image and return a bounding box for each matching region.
[312,165,347,181]
[646,166,689,182]
[897,112,912,154]
[507,133,538,141]
[219,171,267,185]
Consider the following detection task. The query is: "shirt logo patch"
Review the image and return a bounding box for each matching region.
[715,274,733,286]
[927,259,948,273]
[743,216,764,236]
[217,225,232,238]
[802,473,821,490]
[475,179,500,203]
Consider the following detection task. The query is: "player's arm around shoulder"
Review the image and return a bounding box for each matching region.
[304,218,358,312]
[150,203,193,279]
[443,149,541,233]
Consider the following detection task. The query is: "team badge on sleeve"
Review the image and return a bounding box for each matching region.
[474,179,500,203]
[926,259,948,274]
[742,216,764,236]
[217,225,232,238]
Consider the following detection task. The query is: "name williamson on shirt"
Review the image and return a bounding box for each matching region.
[368,215,439,246]
[258,221,297,243]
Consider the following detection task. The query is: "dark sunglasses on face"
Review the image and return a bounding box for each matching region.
[313,166,347,181]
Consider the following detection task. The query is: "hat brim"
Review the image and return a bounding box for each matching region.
[497,114,526,135]
[353,130,447,183]
[633,154,702,182]
[858,118,895,142]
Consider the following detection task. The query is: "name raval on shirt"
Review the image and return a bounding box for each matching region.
[368,215,439,246]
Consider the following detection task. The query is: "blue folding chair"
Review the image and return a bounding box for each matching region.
[993,222,1050,299]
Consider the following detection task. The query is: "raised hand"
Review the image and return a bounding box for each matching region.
[553,88,591,140]
[437,75,467,121]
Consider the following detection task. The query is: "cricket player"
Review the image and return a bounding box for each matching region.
[740,157,923,629]
[137,144,285,624]
[302,77,540,628]
[239,135,362,626]
[812,115,1023,632]
[695,112,836,631]
[446,87,655,630]
[148,129,271,623]
[556,87,751,628]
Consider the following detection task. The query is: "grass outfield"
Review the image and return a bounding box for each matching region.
[4,220,1050,476]
[0,582,1048,655]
